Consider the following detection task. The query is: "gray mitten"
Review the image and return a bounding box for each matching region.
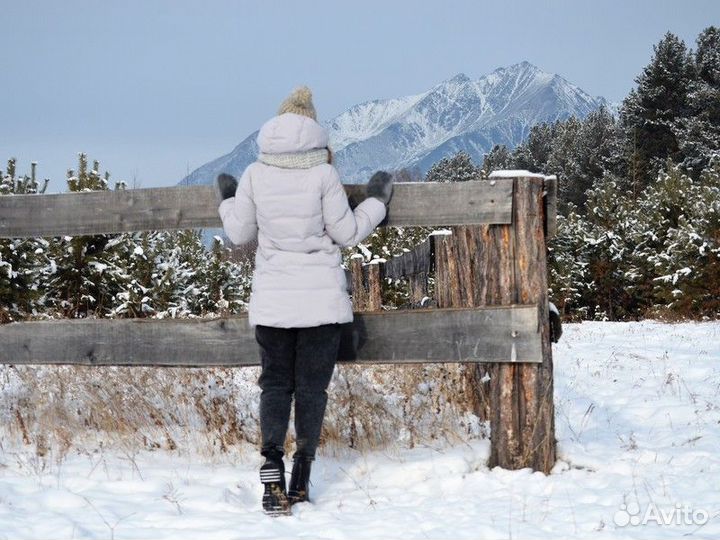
[215,173,238,202]
[367,171,394,205]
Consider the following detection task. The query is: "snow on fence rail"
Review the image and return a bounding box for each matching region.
[0,175,558,473]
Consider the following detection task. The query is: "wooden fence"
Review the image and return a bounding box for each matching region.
[0,175,558,473]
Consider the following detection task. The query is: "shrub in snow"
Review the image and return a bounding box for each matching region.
[0,159,54,322]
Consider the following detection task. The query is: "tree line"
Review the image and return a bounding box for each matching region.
[2,28,718,322]
[0,154,251,323]
[419,27,720,320]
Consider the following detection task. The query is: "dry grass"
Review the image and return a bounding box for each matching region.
[0,362,487,461]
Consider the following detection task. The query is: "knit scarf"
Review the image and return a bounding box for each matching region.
[258,148,329,169]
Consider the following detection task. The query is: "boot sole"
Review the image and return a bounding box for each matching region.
[262,482,291,516]
[263,506,292,517]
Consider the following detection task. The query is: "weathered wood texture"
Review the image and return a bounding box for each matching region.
[0,180,513,238]
[352,235,435,308]
[349,260,383,311]
[365,263,383,311]
[500,177,556,473]
[349,257,366,311]
[408,272,429,304]
[382,236,435,279]
[543,176,558,238]
[0,306,543,366]
[433,177,556,473]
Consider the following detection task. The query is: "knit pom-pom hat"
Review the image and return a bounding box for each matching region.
[278,86,317,121]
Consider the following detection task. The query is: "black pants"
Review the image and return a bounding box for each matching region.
[255,323,341,461]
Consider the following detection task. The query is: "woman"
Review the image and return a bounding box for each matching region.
[215,86,393,515]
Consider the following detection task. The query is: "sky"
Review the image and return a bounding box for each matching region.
[1,0,718,190]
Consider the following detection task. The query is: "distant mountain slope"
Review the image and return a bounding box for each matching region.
[180,61,606,189]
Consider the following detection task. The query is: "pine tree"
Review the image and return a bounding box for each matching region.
[546,204,593,320]
[545,116,583,209]
[526,109,624,212]
[619,32,695,188]
[641,159,720,317]
[123,230,200,318]
[481,144,513,176]
[106,229,249,318]
[0,159,53,322]
[44,154,127,318]
[512,122,556,172]
[577,107,620,188]
[581,174,645,320]
[175,229,214,315]
[425,151,481,183]
[678,26,720,175]
[106,230,172,318]
[195,236,249,316]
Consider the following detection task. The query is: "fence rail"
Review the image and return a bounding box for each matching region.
[0,180,515,238]
[0,305,542,366]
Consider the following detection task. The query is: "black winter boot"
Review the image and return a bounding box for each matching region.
[260,457,290,516]
[288,456,313,505]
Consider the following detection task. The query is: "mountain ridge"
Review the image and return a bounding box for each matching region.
[180,61,607,188]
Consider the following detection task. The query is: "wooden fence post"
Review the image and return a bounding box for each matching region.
[434,227,494,424]
[366,262,383,311]
[408,272,428,305]
[490,177,555,473]
[350,255,366,311]
[349,256,383,312]
[434,177,556,473]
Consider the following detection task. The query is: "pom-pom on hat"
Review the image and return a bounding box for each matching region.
[278,86,317,121]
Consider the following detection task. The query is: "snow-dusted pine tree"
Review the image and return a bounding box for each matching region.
[44,154,128,318]
[106,230,178,318]
[641,158,720,317]
[678,26,720,176]
[511,122,557,173]
[481,144,512,176]
[0,159,53,322]
[579,174,645,320]
[425,151,481,183]
[194,236,250,316]
[546,204,593,320]
[106,229,249,319]
[545,116,583,209]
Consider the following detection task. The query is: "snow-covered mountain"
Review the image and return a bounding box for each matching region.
[180,61,607,186]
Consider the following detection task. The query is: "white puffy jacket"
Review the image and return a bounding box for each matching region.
[218,113,387,328]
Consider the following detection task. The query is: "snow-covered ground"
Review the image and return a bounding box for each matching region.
[1,320,719,539]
